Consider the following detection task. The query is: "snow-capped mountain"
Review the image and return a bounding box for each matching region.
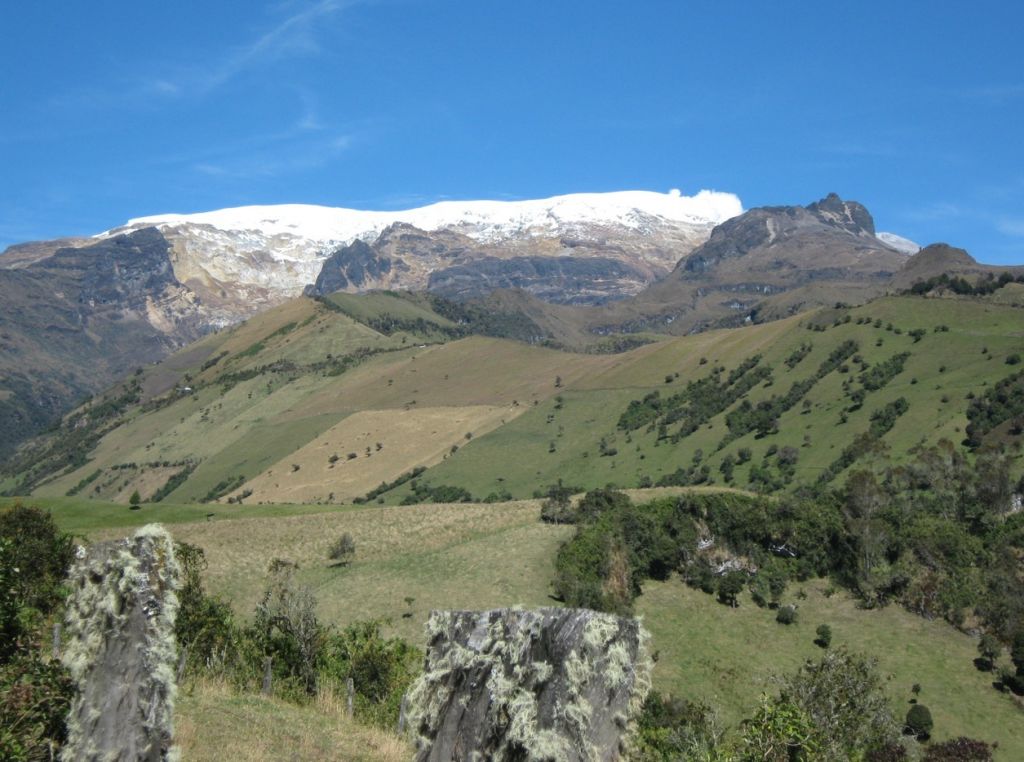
[120,189,743,245]
[102,189,743,321]
[876,231,921,255]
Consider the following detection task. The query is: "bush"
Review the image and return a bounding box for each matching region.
[0,654,73,761]
[174,542,237,674]
[776,605,798,625]
[922,737,993,761]
[539,483,577,524]
[319,621,421,728]
[815,623,832,648]
[977,633,1001,670]
[634,692,723,759]
[328,533,356,565]
[718,571,745,607]
[780,648,899,758]
[905,703,933,740]
[0,504,75,615]
[1006,354,1021,366]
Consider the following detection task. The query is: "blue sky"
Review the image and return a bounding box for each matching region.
[1,0,1022,263]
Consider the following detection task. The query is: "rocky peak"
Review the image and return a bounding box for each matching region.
[807,192,876,237]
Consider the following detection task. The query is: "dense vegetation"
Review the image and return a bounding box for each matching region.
[554,447,1024,698]
[902,270,1024,297]
[0,505,75,759]
[174,544,420,727]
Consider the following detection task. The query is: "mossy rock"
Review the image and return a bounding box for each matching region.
[407,607,652,761]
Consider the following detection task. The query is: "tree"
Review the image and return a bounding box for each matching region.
[779,648,899,758]
[539,482,576,524]
[977,633,1001,671]
[905,704,933,740]
[1011,629,1024,675]
[0,504,75,613]
[718,571,745,607]
[129,490,142,508]
[738,695,819,761]
[254,559,322,694]
[815,624,832,648]
[328,533,356,565]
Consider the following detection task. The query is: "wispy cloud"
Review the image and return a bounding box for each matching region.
[148,0,355,97]
[48,0,360,110]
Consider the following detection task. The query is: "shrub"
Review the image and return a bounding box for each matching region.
[922,737,993,761]
[905,704,933,740]
[815,624,832,648]
[633,692,724,760]
[253,559,321,695]
[977,633,1001,670]
[780,648,899,757]
[0,504,74,614]
[319,620,421,728]
[1006,354,1021,366]
[174,542,237,675]
[776,605,798,625]
[718,571,745,607]
[328,533,356,565]
[0,654,74,760]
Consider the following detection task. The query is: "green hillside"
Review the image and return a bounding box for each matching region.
[4,292,1022,504]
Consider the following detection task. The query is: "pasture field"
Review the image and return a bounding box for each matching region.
[32,493,1024,758]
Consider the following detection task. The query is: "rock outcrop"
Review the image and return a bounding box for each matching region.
[0,228,211,460]
[61,525,181,762]
[407,607,652,762]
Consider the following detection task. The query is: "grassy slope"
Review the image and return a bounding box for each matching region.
[17,293,1024,506]
[404,297,1024,499]
[640,580,1024,757]
[176,678,409,762]
[40,495,1024,758]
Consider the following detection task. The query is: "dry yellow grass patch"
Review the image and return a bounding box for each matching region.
[176,677,410,762]
[103,500,550,617]
[227,404,520,504]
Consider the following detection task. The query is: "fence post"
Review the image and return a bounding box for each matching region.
[398,693,408,734]
[262,656,273,696]
[346,677,354,718]
[176,646,188,683]
[51,622,61,660]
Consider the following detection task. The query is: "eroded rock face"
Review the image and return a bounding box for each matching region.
[407,607,652,762]
[61,525,181,762]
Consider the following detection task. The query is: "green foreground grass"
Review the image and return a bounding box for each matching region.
[639,580,1024,757]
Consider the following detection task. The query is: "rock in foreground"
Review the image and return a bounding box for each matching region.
[407,607,652,762]
[61,524,181,762]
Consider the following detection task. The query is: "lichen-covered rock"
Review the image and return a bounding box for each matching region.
[61,524,181,761]
[407,607,652,762]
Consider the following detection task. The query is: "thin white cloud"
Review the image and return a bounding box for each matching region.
[189,0,350,94]
[51,0,359,109]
